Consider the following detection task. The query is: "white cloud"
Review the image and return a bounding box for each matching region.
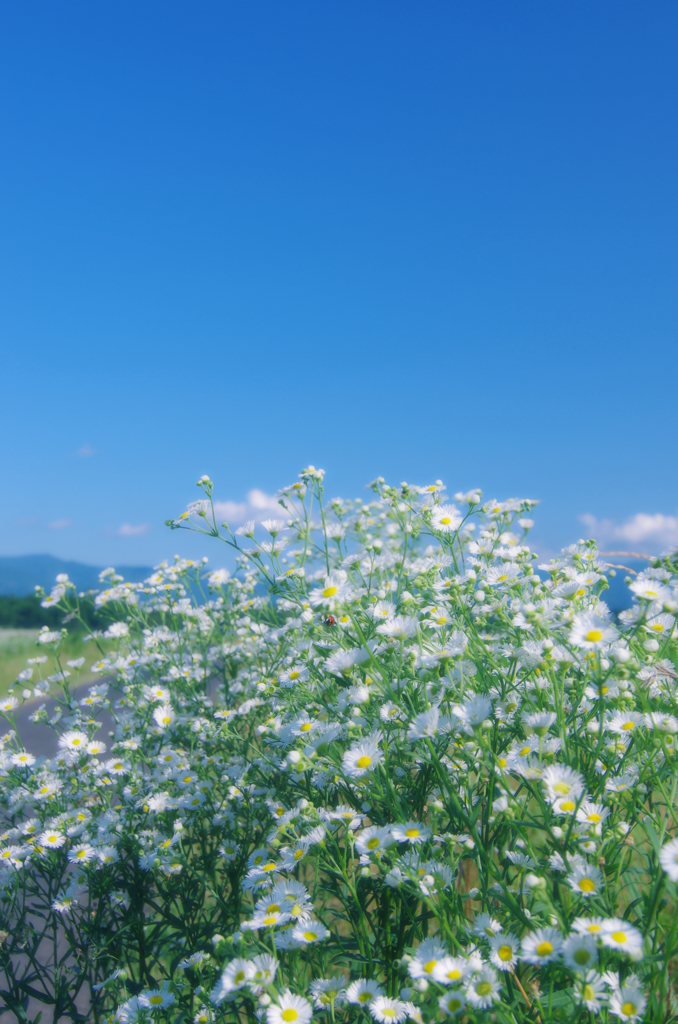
[212,489,282,526]
[579,512,678,553]
[48,519,72,530]
[117,523,151,537]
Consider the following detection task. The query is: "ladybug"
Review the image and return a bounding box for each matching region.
[323,615,336,627]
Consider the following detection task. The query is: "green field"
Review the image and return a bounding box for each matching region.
[0,628,105,696]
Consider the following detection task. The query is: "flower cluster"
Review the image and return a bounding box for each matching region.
[0,468,677,1023]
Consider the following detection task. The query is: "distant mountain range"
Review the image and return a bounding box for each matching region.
[0,555,152,596]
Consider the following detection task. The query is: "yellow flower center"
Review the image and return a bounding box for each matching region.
[322,586,337,598]
[263,915,278,926]
[583,985,594,1000]
[498,575,507,582]
[446,969,462,980]
[150,995,164,1005]
[611,931,627,944]
[448,999,463,1012]
[405,828,420,838]
[303,930,317,941]
[574,948,591,965]
[476,982,492,996]
[536,941,553,957]
[367,837,380,850]
[282,1010,298,1022]
[262,861,276,872]
[440,517,452,526]
[72,739,82,746]
[578,878,596,893]
[300,722,312,732]
[622,721,635,731]
[382,1011,396,1019]
[519,746,531,756]
[290,671,300,680]
[621,1003,637,1017]
[585,629,603,643]
[424,960,437,973]
[356,755,372,769]
[587,813,602,823]
[553,781,571,795]
[560,800,576,813]
[498,945,513,962]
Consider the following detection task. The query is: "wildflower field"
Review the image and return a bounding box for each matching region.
[1,468,677,1024]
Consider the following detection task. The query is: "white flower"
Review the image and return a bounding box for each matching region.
[58,731,89,752]
[153,705,175,729]
[430,504,462,533]
[568,862,603,898]
[211,958,255,1003]
[521,927,563,964]
[369,996,408,1023]
[465,967,500,1008]
[391,822,431,844]
[355,826,393,856]
[376,615,417,639]
[575,972,607,1012]
[489,933,519,970]
[291,919,329,944]
[105,622,129,639]
[563,933,597,972]
[407,707,440,740]
[0,697,19,714]
[659,837,678,881]
[609,980,647,1020]
[438,991,466,1016]
[570,612,618,650]
[266,991,313,1024]
[541,764,585,805]
[407,938,448,978]
[346,980,383,1006]
[39,830,65,850]
[342,740,382,777]
[68,844,96,864]
[139,985,176,1010]
[11,752,36,768]
[600,919,644,959]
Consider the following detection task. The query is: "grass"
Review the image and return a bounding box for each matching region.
[0,628,106,696]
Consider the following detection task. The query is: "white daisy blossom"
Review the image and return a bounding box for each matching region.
[342,739,382,777]
[430,504,462,533]
[570,612,618,650]
[267,991,313,1024]
[370,996,408,1023]
[659,837,678,881]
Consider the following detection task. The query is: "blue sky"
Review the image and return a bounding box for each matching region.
[1,2,677,568]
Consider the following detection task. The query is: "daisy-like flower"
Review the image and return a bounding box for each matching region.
[407,938,448,979]
[346,980,383,1006]
[608,713,644,742]
[600,919,643,959]
[609,980,647,1020]
[39,830,65,851]
[659,836,678,882]
[465,967,500,1009]
[355,826,393,856]
[430,504,462,534]
[11,751,36,768]
[267,991,313,1024]
[153,705,175,729]
[0,697,19,714]
[431,957,470,985]
[105,758,129,776]
[250,954,278,990]
[472,912,502,939]
[575,971,607,1012]
[139,984,176,1010]
[310,574,349,608]
[342,740,382,778]
[391,822,431,845]
[570,612,618,651]
[576,801,610,829]
[68,844,96,865]
[563,934,598,972]
[438,991,466,1016]
[292,919,329,944]
[542,765,585,805]
[489,933,520,970]
[572,917,605,937]
[485,563,521,587]
[407,707,440,740]
[369,996,408,1023]
[58,731,88,752]
[177,951,207,970]
[629,579,670,603]
[309,978,347,1009]
[521,927,563,964]
[376,615,417,639]
[568,861,603,898]
[211,958,255,1003]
